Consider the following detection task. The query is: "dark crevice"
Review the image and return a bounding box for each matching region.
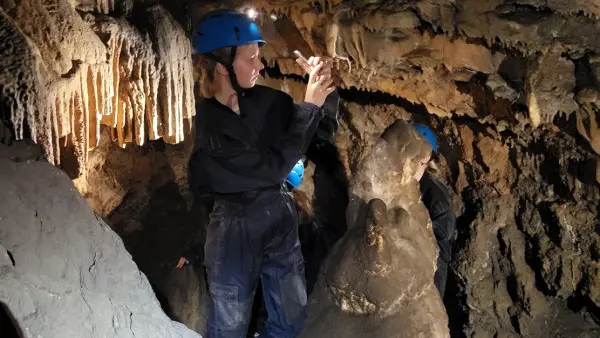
[568,286,600,325]
[508,147,522,186]
[261,58,307,83]
[498,230,524,310]
[6,250,15,267]
[455,72,518,123]
[494,4,555,25]
[538,202,563,248]
[497,54,528,93]
[0,99,30,144]
[444,267,468,338]
[590,242,600,261]
[338,87,428,115]
[311,0,331,14]
[306,139,350,241]
[446,187,480,338]
[0,301,24,338]
[549,114,600,190]
[506,274,522,308]
[472,140,490,174]
[59,135,80,179]
[509,311,522,335]
[596,204,600,236]
[572,53,598,91]
[110,179,210,330]
[515,198,558,297]
[465,36,488,48]
[539,153,573,201]
[409,8,445,36]
[60,60,83,79]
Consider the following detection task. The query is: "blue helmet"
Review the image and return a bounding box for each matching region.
[193,9,265,54]
[285,160,305,188]
[413,124,438,153]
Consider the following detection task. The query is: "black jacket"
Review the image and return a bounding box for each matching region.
[419,171,456,263]
[188,85,339,201]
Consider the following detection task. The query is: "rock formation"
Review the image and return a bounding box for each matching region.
[437,119,600,337]
[262,71,600,336]
[0,144,200,338]
[331,98,600,337]
[0,0,194,177]
[300,120,448,338]
[3,0,600,337]
[191,0,600,181]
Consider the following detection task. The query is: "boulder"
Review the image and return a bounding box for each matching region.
[0,149,200,338]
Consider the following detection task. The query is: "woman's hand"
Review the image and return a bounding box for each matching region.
[295,55,332,81]
[303,61,336,107]
[176,257,189,269]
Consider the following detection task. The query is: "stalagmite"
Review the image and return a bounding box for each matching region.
[301,120,449,338]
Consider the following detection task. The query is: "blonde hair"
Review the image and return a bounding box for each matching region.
[194,47,233,98]
[426,160,440,176]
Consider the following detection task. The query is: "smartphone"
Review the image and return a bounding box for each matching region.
[293,50,330,82]
[293,50,311,71]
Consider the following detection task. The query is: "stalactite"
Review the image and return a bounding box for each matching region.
[94,0,115,14]
[147,5,194,145]
[1,1,194,178]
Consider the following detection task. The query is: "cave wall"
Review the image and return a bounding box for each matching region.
[250,4,600,333]
[262,69,600,336]
[440,117,600,337]
[184,0,600,184]
[0,0,194,178]
[337,101,600,337]
[3,0,600,337]
[4,0,600,179]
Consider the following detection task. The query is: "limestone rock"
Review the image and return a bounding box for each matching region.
[526,46,577,127]
[301,120,448,338]
[257,73,600,337]
[72,129,179,218]
[441,120,600,337]
[0,154,200,338]
[0,0,194,176]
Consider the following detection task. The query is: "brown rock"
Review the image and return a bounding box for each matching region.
[301,120,448,338]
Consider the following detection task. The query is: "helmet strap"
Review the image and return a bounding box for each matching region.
[227,46,245,95]
[205,46,246,96]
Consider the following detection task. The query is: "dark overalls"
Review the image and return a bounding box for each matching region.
[419,171,457,298]
[187,85,324,338]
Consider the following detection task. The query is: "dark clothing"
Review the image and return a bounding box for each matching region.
[205,188,306,338]
[187,85,337,338]
[419,171,456,298]
[188,85,323,201]
[250,91,341,336]
[311,89,339,145]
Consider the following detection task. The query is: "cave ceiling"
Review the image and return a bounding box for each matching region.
[2,0,600,178]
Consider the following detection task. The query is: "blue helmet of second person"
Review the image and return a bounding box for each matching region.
[285,160,305,188]
[413,124,438,153]
[193,9,266,54]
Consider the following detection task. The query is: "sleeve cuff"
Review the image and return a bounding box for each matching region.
[298,102,324,119]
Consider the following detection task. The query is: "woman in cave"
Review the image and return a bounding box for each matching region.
[413,124,457,300]
[177,9,336,338]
